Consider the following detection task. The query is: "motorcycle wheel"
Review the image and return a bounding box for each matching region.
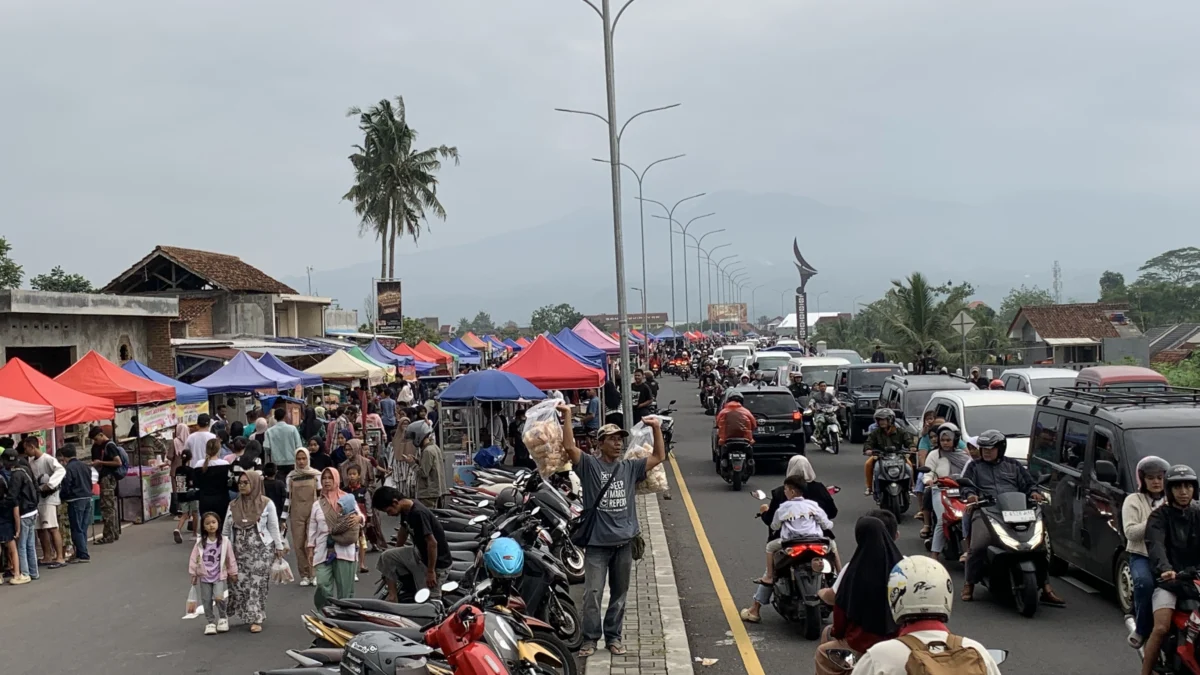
[803,604,823,640]
[887,496,903,520]
[558,542,586,585]
[546,595,583,650]
[829,434,839,455]
[530,627,580,675]
[732,470,743,492]
[1012,568,1040,618]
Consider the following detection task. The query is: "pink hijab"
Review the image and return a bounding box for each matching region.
[321,467,347,509]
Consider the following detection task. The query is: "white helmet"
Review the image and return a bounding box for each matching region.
[887,556,953,623]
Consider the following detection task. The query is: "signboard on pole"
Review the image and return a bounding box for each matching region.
[138,402,178,436]
[376,279,403,334]
[795,293,808,340]
[707,303,747,324]
[951,311,977,336]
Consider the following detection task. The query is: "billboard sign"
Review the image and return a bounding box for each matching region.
[707,303,747,324]
[376,280,403,334]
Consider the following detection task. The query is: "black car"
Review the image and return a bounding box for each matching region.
[711,384,805,463]
[835,364,904,442]
[1028,387,1200,616]
[877,374,976,437]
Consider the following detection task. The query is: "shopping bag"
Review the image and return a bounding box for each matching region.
[625,419,668,494]
[182,584,203,619]
[269,557,295,585]
[523,395,567,477]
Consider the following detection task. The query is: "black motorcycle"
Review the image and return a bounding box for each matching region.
[769,536,836,640]
[718,438,754,491]
[960,479,1049,618]
[871,447,914,518]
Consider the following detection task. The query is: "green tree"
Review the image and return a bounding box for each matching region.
[29,266,94,293]
[344,97,459,279]
[1138,247,1200,285]
[456,317,472,334]
[1099,270,1128,302]
[885,272,972,360]
[998,284,1054,327]
[470,311,495,334]
[498,321,521,340]
[530,303,583,334]
[0,237,22,289]
[397,316,440,346]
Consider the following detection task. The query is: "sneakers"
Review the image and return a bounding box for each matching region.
[299,577,311,587]
[354,574,360,582]
[9,574,31,585]
[173,529,183,544]
[204,623,217,635]
[1127,628,1143,649]
[216,618,229,633]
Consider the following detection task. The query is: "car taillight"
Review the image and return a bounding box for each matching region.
[785,543,829,557]
[792,411,802,421]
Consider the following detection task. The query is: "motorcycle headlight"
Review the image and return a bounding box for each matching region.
[885,466,902,478]
[857,400,871,409]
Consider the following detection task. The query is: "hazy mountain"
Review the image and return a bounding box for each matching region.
[284,190,1196,326]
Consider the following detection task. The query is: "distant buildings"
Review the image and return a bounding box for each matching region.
[1006,302,1147,366]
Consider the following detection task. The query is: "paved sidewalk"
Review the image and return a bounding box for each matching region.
[585,493,694,675]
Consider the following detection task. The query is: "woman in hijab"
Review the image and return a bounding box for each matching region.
[300,407,324,443]
[331,428,352,465]
[223,470,284,633]
[286,447,322,587]
[340,439,376,488]
[813,514,902,675]
[922,423,971,561]
[171,423,190,473]
[306,467,362,610]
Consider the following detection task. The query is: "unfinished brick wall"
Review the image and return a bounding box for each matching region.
[146,318,174,376]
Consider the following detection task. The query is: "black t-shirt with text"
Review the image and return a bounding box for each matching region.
[404,500,452,569]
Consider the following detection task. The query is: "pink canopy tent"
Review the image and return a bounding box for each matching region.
[0,396,56,435]
[572,318,638,356]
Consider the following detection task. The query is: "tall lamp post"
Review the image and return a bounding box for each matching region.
[711,253,738,329]
[653,212,715,330]
[816,290,829,314]
[722,263,746,333]
[697,243,731,330]
[680,229,725,331]
[630,287,645,339]
[639,193,705,329]
[592,154,684,339]
[780,289,791,316]
[557,0,671,427]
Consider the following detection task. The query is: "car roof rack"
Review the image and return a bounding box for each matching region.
[1041,386,1200,408]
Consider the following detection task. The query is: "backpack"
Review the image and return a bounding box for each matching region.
[110,442,130,479]
[897,634,989,675]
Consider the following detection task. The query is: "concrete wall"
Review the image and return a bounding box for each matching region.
[0,312,156,367]
[277,302,325,338]
[0,289,177,317]
[1102,336,1150,366]
[212,293,275,337]
[325,308,360,332]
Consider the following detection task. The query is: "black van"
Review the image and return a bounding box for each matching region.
[1028,388,1200,615]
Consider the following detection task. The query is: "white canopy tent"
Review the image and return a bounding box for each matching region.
[304,350,385,386]
[775,311,845,335]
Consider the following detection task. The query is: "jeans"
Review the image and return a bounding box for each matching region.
[1130,553,1155,639]
[17,515,37,578]
[930,488,946,553]
[199,581,227,623]
[753,568,773,605]
[582,543,633,643]
[67,499,93,561]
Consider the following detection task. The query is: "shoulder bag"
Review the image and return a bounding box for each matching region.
[570,468,620,548]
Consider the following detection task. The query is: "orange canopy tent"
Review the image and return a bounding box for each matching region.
[499,336,604,390]
[55,350,176,406]
[0,358,116,425]
[393,343,435,364]
[412,341,454,365]
[516,337,532,348]
[459,332,489,350]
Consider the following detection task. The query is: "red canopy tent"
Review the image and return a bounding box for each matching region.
[0,358,116,425]
[499,336,605,390]
[412,341,454,365]
[516,337,532,348]
[55,350,176,407]
[0,396,56,435]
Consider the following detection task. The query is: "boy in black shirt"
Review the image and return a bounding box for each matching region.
[261,464,287,518]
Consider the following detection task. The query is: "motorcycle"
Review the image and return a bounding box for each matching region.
[922,476,968,563]
[811,405,841,455]
[871,447,914,518]
[749,490,837,639]
[960,478,1049,617]
[656,400,677,449]
[718,438,754,491]
[1125,569,1200,674]
[701,384,719,415]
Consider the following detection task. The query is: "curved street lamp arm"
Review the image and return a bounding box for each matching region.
[578,0,603,18]
[613,0,640,31]
[554,107,608,125]
[617,103,681,143]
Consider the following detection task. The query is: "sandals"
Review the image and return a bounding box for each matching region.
[919,526,931,539]
[578,641,597,657]
[739,608,761,624]
[754,577,774,586]
[960,584,974,602]
[607,641,627,655]
[249,624,263,633]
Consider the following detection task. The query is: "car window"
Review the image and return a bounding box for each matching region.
[962,405,1034,437]
[741,392,798,417]
[754,355,792,372]
[1091,426,1120,487]
[801,366,841,386]
[851,367,902,390]
[1029,377,1077,397]
[942,404,959,427]
[1004,376,1021,391]
[933,401,952,420]
[1124,427,1200,468]
[1061,419,1089,470]
[1029,412,1062,474]
[903,390,936,420]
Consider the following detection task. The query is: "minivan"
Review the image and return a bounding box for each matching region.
[1075,365,1168,391]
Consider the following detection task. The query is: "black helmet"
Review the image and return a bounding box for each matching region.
[494,487,525,514]
[727,390,744,404]
[1166,464,1198,490]
[975,429,1008,460]
[873,407,895,423]
[1136,456,1170,493]
[936,422,961,447]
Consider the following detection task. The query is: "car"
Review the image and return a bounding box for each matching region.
[824,349,864,365]
[1000,368,1079,397]
[835,363,905,442]
[1074,365,1168,391]
[923,390,1038,462]
[711,384,806,464]
[727,354,751,377]
[878,374,977,437]
[786,357,852,406]
[716,345,752,363]
[1027,387,1200,616]
[750,352,794,383]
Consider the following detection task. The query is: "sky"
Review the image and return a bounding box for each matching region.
[3,0,1199,292]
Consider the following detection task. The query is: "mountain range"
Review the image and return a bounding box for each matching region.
[283,190,1197,327]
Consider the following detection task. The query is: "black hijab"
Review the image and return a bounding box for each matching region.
[834,516,903,637]
[239,440,265,470]
[300,407,323,441]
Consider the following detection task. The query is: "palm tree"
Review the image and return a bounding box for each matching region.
[886,272,971,360]
[344,97,460,278]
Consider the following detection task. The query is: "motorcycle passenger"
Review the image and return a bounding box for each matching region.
[813,514,902,675]
[808,381,842,443]
[852,556,1002,675]
[1123,456,1168,650]
[862,408,916,497]
[959,429,1064,606]
[754,474,833,586]
[699,364,717,390]
[913,413,942,538]
[1141,464,1200,675]
[716,391,756,452]
[922,423,971,562]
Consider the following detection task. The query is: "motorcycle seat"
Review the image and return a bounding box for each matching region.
[781,536,831,547]
[330,597,440,620]
[442,531,479,543]
[287,648,344,665]
[447,540,480,552]
[450,550,475,563]
[321,617,425,641]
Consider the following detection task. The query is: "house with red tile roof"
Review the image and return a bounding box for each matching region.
[1006,302,1148,366]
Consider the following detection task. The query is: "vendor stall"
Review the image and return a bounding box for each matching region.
[498,335,605,390]
[551,329,607,370]
[121,360,210,423]
[503,338,525,352]
[364,340,419,381]
[193,351,300,394]
[413,340,456,369]
[515,337,532,349]
[390,342,439,374]
[304,349,386,386]
[574,318,639,355]
[347,346,397,382]
[439,340,481,366]
[259,352,323,388]
[436,370,545,484]
[0,396,55,436]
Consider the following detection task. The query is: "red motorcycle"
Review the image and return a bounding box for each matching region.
[1131,571,1200,674]
[424,603,510,675]
[923,476,969,562]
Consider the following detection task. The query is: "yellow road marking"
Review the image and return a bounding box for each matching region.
[669,455,766,675]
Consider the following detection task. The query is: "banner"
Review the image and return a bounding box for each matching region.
[138,402,178,436]
[707,303,747,324]
[795,293,808,340]
[175,401,209,426]
[376,279,404,334]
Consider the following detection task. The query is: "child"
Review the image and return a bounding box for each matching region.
[343,465,370,575]
[262,463,287,522]
[0,475,19,583]
[188,512,238,635]
[173,450,198,544]
[759,474,833,585]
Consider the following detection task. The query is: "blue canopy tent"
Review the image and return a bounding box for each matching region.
[121,360,208,404]
[450,337,484,359]
[503,338,524,351]
[546,332,605,370]
[553,329,607,370]
[437,370,546,403]
[364,340,412,367]
[654,327,682,340]
[626,331,645,344]
[439,341,481,366]
[259,352,323,387]
[194,351,301,394]
[482,335,509,352]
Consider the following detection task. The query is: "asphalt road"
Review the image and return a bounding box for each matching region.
[655,376,1136,675]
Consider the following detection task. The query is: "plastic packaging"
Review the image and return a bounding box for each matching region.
[269,557,295,585]
[183,585,202,619]
[624,419,668,494]
[523,395,567,477]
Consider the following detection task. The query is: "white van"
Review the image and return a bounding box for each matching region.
[716,345,752,363]
[786,356,851,387]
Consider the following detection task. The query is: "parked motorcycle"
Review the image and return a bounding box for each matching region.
[811,405,841,455]
[871,447,914,518]
[718,438,754,491]
[959,478,1049,617]
[657,400,677,449]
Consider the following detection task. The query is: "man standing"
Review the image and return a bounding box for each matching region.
[969,367,990,390]
[372,486,452,601]
[380,389,398,447]
[871,345,887,363]
[88,427,124,545]
[58,444,93,564]
[559,405,666,658]
[263,408,304,477]
[580,389,602,436]
[2,448,39,582]
[24,436,66,566]
[185,414,217,458]
[211,405,230,435]
[631,369,655,425]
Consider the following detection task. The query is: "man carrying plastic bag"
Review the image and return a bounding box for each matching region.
[624,421,670,495]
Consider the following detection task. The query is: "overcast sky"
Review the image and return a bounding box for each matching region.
[3,0,1198,286]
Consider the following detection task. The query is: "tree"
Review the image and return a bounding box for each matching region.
[344,97,459,279]
[884,272,972,359]
[470,311,495,334]
[29,266,94,293]
[1138,247,1200,286]
[456,317,472,334]
[998,284,1054,327]
[397,317,440,346]
[498,321,521,340]
[530,303,584,334]
[1099,270,1127,302]
[756,315,770,328]
[0,237,22,289]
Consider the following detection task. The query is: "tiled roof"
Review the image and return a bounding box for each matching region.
[1009,303,1134,340]
[1147,323,1200,355]
[104,246,295,294]
[1152,348,1193,366]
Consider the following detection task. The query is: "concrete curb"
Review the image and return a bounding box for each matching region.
[645,493,695,675]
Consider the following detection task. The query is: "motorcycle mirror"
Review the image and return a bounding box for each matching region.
[987,649,1008,665]
[441,581,460,593]
[823,649,858,668]
[414,588,432,603]
[531,506,541,516]
[469,515,488,525]
[490,531,501,540]
[668,400,677,405]
[751,490,767,500]
[478,499,490,508]
[475,578,492,593]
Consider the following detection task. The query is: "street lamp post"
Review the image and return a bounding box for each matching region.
[780,289,790,316]
[653,212,715,330]
[680,229,725,331]
[639,194,705,330]
[630,286,645,342]
[712,253,738,331]
[751,283,765,329]
[852,295,864,316]
[723,264,746,333]
[816,290,829,314]
[695,242,730,331]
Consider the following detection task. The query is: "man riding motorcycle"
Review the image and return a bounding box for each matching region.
[1140,464,1200,675]
[717,391,757,454]
[808,381,843,443]
[862,408,916,497]
[959,429,1064,606]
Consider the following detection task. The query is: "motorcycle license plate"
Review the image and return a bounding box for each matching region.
[943,489,960,497]
[1002,509,1036,524]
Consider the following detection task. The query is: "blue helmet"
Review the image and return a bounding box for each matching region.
[484,537,525,578]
